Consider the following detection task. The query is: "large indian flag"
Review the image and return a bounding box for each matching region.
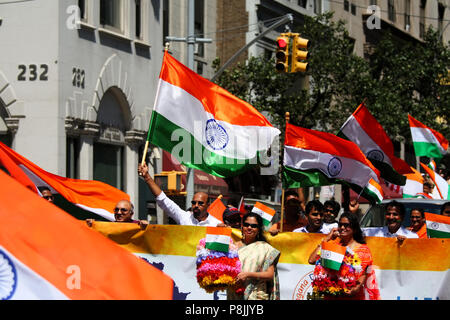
[148,52,280,178]
[0,142,128,221]
[283,123,383,203]
[409,115,449,159]
[339,103,412,185]
[0,170,173,300]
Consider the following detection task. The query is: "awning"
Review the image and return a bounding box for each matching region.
[162,151,228,197]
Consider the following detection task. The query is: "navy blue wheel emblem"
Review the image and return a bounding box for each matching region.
[327,157,342,177]
[0,249,17,300]
[205,119,229,151]
[367,149,384,162]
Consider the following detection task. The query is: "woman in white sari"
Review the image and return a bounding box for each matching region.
[227,212,280,300]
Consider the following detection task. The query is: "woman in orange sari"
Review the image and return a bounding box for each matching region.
[308,212,380,300]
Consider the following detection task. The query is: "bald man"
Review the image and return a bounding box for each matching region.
[86,199,148,229]
[138,163,221,226]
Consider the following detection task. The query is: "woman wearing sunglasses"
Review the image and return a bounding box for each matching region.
[227,212,280,300]
[308,212,380,300]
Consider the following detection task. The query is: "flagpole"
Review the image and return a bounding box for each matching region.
[280,112,290,233]
[140,43,171,166]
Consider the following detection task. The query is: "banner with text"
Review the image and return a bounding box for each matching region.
[91,222,450,300]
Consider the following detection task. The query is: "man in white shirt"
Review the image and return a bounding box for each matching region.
[138,163,221,226]
[363,200,418,241]
[293,200,326,234]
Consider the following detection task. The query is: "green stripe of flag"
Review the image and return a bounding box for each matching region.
[205,242,230,252]
[427,229,450,239]
[413,142,444,159]
[150,112,258,178]
[321,259,343,271]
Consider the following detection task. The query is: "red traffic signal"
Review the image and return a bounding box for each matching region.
[275,36,290,72]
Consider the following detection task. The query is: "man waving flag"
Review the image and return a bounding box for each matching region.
[339,103,412,186]
[283,123,384,203]
[147,51,280,178]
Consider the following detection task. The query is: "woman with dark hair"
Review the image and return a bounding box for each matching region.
[227,212,280,300]
[308,212,380,300]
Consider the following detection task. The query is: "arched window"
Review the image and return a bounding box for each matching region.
[94,87,131,190]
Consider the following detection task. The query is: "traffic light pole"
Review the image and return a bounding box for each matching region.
[211,13,293,82]
[165,0,212,209]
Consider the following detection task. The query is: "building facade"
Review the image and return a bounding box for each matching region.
[0,0,164,218]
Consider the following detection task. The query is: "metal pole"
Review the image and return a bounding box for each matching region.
[185,0,195,209]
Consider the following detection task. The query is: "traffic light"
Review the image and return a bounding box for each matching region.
[275,35,290,72]
[154,171,187,195]
[291,34,310,73]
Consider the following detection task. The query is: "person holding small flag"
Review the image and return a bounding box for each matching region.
[441,202,450,217]
[227,212,280,300]
[308,213,380,300]
[407,208,427,239]
[138,162,221,226]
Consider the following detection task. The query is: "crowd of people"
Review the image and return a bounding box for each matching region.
[38,161,450,301]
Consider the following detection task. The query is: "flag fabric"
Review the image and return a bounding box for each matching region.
[283,123,384,203]
[0,146,37,193]
[207,197,226,222]
[424,212,450,239]
[238,196,246,215]
[320,241,346,271]
[251,202,276,227]
[339,103,412,185]
[364,178,384,204]
[402,166,424,198]
[409,115,449,159]
[427,159,437,171]
[420,162,450,200]
[205,227,232,252]
[0,170,173,300]
[148,52,280,178]
[0,141,129,221]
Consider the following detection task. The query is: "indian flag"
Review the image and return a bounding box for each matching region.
[420,162,450,200]
[0,142,128,221]
[0,170,173,300]
[339,103,412,185]
[321,242,346,271]
[148,52,280,178]
[251,202,276,227]
[402,166,424,198]
[283,123,383,203]
[425,212,450,239]
[364,179,384,204]
[409,115,449,159]
[205,227,232,252]
[206,196,226,222]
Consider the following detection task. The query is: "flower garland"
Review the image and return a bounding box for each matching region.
[196,238,241,293]
[312,247,363,297]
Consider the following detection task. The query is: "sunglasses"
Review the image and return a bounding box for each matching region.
[338,222,351,229]
[243,222,259,229]
[191,201,205,206]
[114,207,129,213]
[43,195,54,200]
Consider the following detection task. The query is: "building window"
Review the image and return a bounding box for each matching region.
[419,0,426,38]
[163,0,169,45]
[94,143,124,190]
[195,0,205,57]
[388,0,396,22]
[78,0,86,21]
[135,0,142,39]
[344,0,349,12]
[438,3,445,38]
[351,4,356,15]
[314,0,322,14]
[404,0,411,31]
[100,0,122,31]
[66,137,80,179]
[298,0,307,8]
[369,0,377,5]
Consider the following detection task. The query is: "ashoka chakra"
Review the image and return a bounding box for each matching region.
[205,119,229,151]
[0,250,17,300]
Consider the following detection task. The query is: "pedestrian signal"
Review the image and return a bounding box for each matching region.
[291,35,310,73]
[275,36,290,73]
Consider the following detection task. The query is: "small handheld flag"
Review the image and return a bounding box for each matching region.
[321,241,347,271]
[205,227,232,252]
[251,202,276,227]
[425,212,450,239]
[207,196,226,222]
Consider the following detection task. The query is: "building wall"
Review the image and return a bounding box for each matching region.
[0,0,164,216]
